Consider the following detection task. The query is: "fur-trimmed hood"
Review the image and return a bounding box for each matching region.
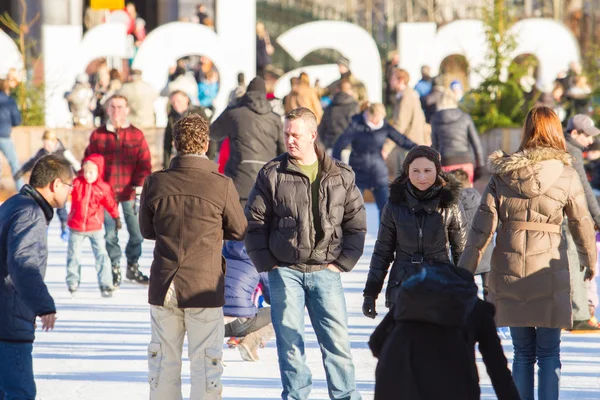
[488,147,573,198]
[389,173,462,211]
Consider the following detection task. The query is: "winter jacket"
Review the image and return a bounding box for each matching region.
[223,240,270,318]
[458,147,597,328]
[68,154,119,232]
[283,85,323,123]
[431,108,485,168]
[364,174,467,306]
[414,79,432,98]
[140,155,247,309]
[208,91,286,203]
[459,188,492,275]
[84,122,152,202]
[370,265,519,400]
[198,81,219,108]
[14,139,81,181]
[392,86,428,146]
[0,185,56,343]
[0,91,21,138]
[565,133,600,228]
[318,92,360,149]
[117,78,159,128]
[245,145,367,273]
[332,114,417,188]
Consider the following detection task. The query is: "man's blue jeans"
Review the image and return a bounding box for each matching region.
[66,229,113,289]
[510,327,561,400]
[268,267,361,400]
[0,138,24,190]
[103,200,143,266]
[0,341,35,399]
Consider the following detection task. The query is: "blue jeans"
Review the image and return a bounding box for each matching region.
[66,229,113,289]
[510,327,561,400]
[0,138,24,190]
[0,342,35,400]
[268,267,361,400]
[358,184,389,220]
[103,200,143,266]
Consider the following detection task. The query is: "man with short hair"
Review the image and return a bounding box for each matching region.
[245,107,366,399]
[140,114,247,400]
[85,95,152,287]
[0,155,74,399]
[163,90,208,169]
[564,114,600,331]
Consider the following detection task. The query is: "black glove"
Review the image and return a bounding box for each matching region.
[114,217,122,233]
[583,266,595,281]
[362,296,377,319]
[473,166,484,182]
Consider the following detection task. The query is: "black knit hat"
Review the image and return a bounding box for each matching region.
[402,145,442,175]
[247,76,266,94]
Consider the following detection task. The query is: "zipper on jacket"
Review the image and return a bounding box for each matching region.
[82,182,92,232]
[412,213,425,264]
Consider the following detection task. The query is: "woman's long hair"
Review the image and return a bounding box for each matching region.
[518,105,566,152]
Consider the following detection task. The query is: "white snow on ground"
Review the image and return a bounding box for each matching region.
[33,203,600,400]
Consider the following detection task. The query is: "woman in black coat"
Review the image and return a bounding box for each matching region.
[369,265,520,400]
[362,146,467,315]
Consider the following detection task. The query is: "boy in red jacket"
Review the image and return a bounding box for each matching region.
[66,154,121,297]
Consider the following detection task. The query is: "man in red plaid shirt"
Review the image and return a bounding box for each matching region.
[85,95,152,286]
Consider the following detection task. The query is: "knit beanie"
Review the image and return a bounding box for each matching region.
[402,145,442,176]
[247,76,266,94]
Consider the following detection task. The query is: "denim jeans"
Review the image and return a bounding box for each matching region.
[358,185,389,221]
[268,267,361,400]
[0,138,24,190]
[510,327,561,400]
[0,341,35,400]
[66,229,113,289]
[103,200,143,266]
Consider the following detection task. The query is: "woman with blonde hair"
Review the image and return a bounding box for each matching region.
[458,105,597,400]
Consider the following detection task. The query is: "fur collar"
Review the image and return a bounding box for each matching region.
[488,147,572,175]
[389,173,462,209]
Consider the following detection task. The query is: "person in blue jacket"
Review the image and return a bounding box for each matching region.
[0,154,74,399]
[0,83,24,189]
[222,240,274,362]
[332,102,417,217]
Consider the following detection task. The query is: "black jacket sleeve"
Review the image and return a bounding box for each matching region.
[475,302,521,400]
[222,178,248,241]
[333,171,367,272]
[207,109,232,160]
[139,176,156,240]
[447,204,467,265]
[14,149,47,180]
[364,203,397,298]
[387,125,417,151]
[572,151,600,228]
[466,117,485,168]
[244,169,280,272]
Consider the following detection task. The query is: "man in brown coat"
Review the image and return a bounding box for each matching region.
[139,114,247,400]
[385,68,430,180]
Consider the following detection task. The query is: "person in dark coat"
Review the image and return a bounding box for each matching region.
[318,79,359,150]
[0,85,24,189]
[362,146,467,317]
[332,103,417,217]
[222,240,274,362]
[369,264,520,400]
[431,89,485,183]
[208,77,285,206]
[449,169,492,298]
[163,90,208,169]
[0,155,74,399]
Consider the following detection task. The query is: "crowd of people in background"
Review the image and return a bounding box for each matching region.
[3,7,600,399]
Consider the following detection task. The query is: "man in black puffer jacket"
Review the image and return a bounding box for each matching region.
[208,77,285,205]
[318,79,360,150]
[245,107,366,399]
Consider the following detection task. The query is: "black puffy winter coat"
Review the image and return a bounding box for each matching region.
[318,92,360,149]
[245,145,367,273]
[208,91,286,203]
[364,174,467,305]
[431,108,485,168]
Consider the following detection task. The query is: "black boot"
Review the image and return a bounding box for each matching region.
[112,263,122,288]
[126,263,149,284]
